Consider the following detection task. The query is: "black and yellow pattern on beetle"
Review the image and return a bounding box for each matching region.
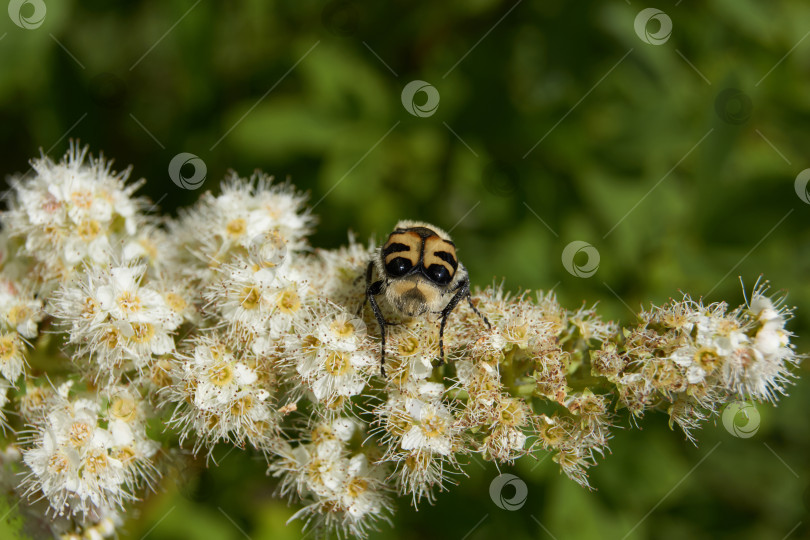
[362,220,490,376]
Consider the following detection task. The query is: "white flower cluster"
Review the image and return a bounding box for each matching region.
[49,263,186,382]
[3,145,146,283]
[164,334,279,454]
[595,280,800,442]
[271,418,392,538]
[289,302,377,408]
[0,145,801,539]
[170,172,314,288]
[0,277,43,423]
[20,382,158,518]
[0,145,178,537]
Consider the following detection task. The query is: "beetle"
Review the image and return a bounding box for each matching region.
[362,220,490,376]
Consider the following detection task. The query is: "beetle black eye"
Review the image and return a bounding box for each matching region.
[386,257,412,277]
[426,264,451,284]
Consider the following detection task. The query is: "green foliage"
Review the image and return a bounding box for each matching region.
[0,497,28,540]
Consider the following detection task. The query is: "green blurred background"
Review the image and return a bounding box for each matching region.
[1,0,809,538]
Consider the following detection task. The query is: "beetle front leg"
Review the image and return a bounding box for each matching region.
[438,278,469,365]
[366,277,388,377]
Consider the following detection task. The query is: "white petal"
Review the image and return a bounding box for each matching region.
[331,418,355,441]
[150,331,174,355]
[97,286,115,310]
[110,420,134,447]
[418,382,445,399]
[400,427,424,451]
[686,365,706,384]
[234,363,257,385]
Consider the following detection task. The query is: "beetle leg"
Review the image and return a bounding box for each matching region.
[466,292,491,329]
[365,261,388,377]
[357,261,375,316]
[438,277,469,365]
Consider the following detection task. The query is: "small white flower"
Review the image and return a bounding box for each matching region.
[401,399,455,456]
[164,334,279,455]
[49,262,178,382]
[686,365,706,384]
[316,312,367,352]
[0,278,43,339]
[20,390,160,518]
[3,143,147,281]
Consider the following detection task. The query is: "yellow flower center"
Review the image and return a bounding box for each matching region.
[240,287,261,310]
[114,446,136,465]
[182,379,198,403]
[117,291,142,313]
[7,304,30,326]
[209,362,234,386]
[43,225,63,241]
[110,397,137,422]
[330,319,355,339]
[499,399,526,427]
[230,395,254,416]
[346,477,368,498]
[102,326,121,349]
[206,414,221,429]
[310,424,334,445]
[323,351,351,376]
[139,238,159,259]
[21,387,46,411]
[226,218,246,237]
[150,359,173,388]
[325,395,346,409]
[663,312,689,329]
[165,292,187,312]
[507,322,529,345]
[276,290,300,314]
[0,334,17,361]
[694,347,720,374]
[81,296,98,319]
[68,422,93,447]
[555,449,579,470]
[70,190,93,209]
[419,409,445,439]
[397,336,420,357]
[77,219,101,239]
[301,335,321,354]
[84,449,108,474]
[48,453,69,474]
[715,319,741,336]
[307,458,327,486]
[404,453,431,471]
[209,344,228,361]
[131,322,155,344]
[540,422,566,447]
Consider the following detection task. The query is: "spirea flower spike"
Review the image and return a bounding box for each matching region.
[0,144,801,539]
